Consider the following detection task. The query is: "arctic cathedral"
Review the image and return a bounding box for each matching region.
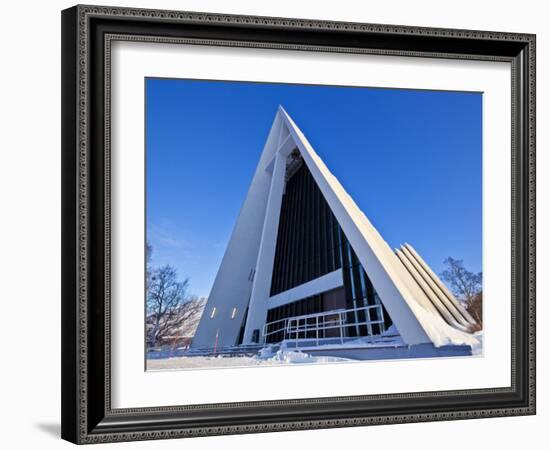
[191,107,478,359]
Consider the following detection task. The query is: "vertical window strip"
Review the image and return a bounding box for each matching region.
[270,163,360,296]
[300,168,307,284]
[295,168,303,286]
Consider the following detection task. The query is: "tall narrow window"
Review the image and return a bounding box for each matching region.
[231,307,237,319]
[210,307,217,319]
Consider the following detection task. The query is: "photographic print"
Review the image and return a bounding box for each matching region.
[145,78,483,371]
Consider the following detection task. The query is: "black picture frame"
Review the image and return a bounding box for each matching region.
[61,4,536,444]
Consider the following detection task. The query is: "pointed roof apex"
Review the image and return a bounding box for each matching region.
[277,105,294,123]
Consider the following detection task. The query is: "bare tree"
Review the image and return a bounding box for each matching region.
[171,297,207,348]
[146,242,152,263]
[146,264,190,348]
[146,243,153,293]
[467,291,483,326]
[440,257,483,326]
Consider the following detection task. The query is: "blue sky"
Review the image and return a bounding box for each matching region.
[146,78,482,298]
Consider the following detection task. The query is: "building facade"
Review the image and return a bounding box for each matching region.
[191,107,477,352]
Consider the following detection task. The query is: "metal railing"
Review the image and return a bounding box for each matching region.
[263,304,386,347]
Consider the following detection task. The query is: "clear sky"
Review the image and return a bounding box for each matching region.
[146,78,482,298]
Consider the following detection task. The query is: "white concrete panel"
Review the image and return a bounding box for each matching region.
[191,114,283,347]
[268,269,344,309]
[242,150,288,343]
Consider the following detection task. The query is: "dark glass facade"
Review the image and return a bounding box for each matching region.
[266,159,392,343]
[270,162,343,296]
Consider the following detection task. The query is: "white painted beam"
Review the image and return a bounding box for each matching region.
[242,150,288,344]
[268,269,344,309]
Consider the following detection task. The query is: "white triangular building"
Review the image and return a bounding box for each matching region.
[191,107,478,357]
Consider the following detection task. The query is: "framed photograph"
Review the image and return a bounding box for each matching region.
[61,4,536,444]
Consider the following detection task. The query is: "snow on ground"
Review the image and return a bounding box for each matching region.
[410,303,481,348]
[147,346,352,371]
[258,343,352,364]
[335,325,404,348]
[471,331,484,356]
[147,355,278,370]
